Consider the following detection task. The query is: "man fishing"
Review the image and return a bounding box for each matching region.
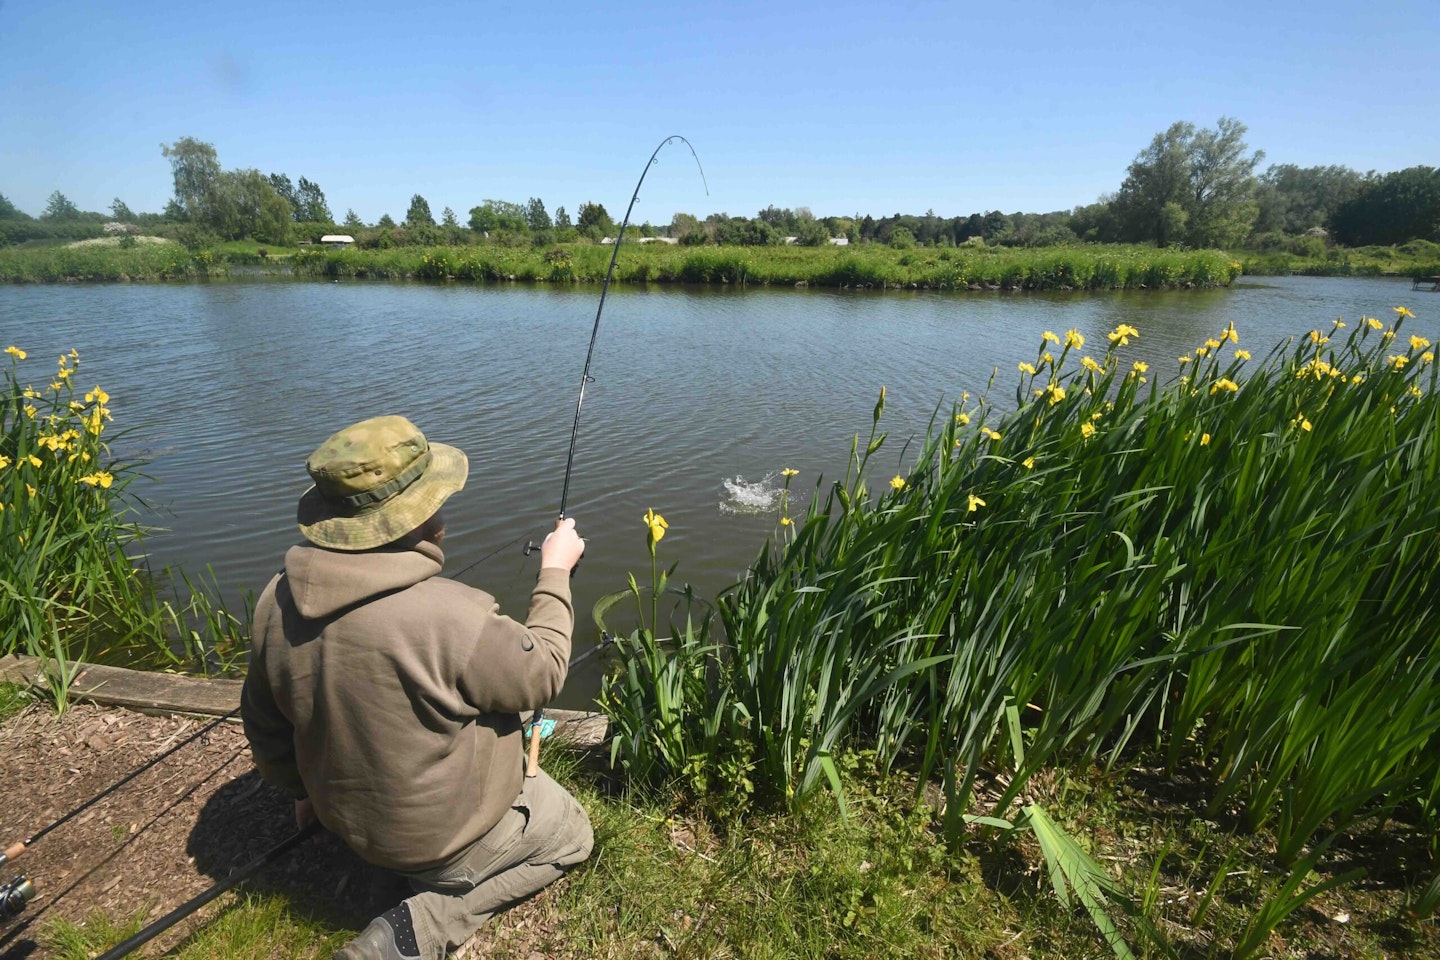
[241,414,592,960]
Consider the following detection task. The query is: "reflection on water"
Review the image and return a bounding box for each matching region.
[1,276,1432,705]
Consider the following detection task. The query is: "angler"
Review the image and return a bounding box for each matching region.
[241,415,591,960]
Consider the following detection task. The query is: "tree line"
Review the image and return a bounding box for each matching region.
[2,124,1436,252]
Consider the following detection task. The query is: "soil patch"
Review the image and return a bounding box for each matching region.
[0,701,403,958]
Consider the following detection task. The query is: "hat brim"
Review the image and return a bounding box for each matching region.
[297,442,469,550]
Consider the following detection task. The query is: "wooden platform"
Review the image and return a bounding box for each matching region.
[1413,275,1440,291]
[0,654,607,744]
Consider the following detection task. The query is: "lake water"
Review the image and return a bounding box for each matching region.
[1,276,1433,705]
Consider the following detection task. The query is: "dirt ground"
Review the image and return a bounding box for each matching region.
[0,701,559,960]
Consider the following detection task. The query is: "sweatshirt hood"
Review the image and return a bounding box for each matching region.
[284,541,444,619]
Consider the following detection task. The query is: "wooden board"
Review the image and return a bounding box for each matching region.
[0,654,607,744]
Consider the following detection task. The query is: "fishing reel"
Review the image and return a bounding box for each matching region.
[0,874,35,923]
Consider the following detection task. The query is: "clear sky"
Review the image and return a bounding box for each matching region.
[2,0,1436,226]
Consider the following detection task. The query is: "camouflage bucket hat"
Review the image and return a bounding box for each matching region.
[296,415,469,551]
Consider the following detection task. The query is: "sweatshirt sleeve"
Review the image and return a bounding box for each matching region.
[240,584,308,799]
[458,568,574,713]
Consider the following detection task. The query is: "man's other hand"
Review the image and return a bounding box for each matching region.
[295,797,315,830]
[540,517,585,572]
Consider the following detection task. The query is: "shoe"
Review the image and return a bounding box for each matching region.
[335,902,424,960]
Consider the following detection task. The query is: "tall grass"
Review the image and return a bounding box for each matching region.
[0,243,223,282]
[291,242,1238,290]
[0,346,247,701]
[600,306,1440,955]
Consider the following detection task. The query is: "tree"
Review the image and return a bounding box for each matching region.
[267,173,299,212]
[212,169,291,242]
[575,201,614,238]
[296,177,331,223]
[110,198,136,222]
[524,197,551,231]
[669,212,699,238]
[162,138,223,225]
[1330,166,1440,246]
[42,191,81,220]
[406,194,435,227]
[1111,118,1263,248]
[441,207,458,228]
[377,213,396,228]
[0,194,23,219]
[1254,164,1364,235]
[468,200,526,235]
[343,209,365,230]
[794,215,830,246]
[554,206,572,229]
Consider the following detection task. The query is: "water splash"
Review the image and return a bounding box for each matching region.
[719,474,781,515]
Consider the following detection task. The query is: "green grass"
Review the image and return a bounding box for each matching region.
[0,680,28,722]
[34,760,1438,960]
[292,242,1239,291]
[599,306,1440,956]
[1,239,1240,290]
[0,243,223,282]
[1236,239,1440,278]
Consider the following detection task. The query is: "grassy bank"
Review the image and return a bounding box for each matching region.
[23,743,1438,960]
[599,306,1440,955]
[292,242,1239,290]
[1236,239,1440,277]
[0,242,226,282]
[0,240,1239,291]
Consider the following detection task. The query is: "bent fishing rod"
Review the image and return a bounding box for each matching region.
[523,134,707,554]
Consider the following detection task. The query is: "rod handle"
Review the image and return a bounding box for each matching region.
[2,841,24,865]
[525,712,543,777]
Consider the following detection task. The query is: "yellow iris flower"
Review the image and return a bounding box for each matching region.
[1394,306,1415,319]
[4,346,26,360]
[967,493,986,512]
[1065,329,1085,349]
[642,508,668,544]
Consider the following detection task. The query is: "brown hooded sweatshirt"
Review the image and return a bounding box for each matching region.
[240,540,573,872]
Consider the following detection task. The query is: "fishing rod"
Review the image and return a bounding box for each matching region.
[83,635,612,958]
[523,134,707,555]
[0,702,241,931]
[91,819,321,960]
[525,631,617,777]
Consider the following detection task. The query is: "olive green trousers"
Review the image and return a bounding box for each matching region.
[399,768,593,960]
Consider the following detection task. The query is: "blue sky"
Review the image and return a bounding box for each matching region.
[2,0,1435,225]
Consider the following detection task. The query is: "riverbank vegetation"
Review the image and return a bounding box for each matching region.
[5,306,1439,957]
[293,242,1241,290]
[4,124,1437,283]
[597,307,1440,956]
[13,713,1436,960]
[0,347,246,700]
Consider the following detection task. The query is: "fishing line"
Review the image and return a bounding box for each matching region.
[1,706,239,871]
[91,819,322,960]
[524,134,707,554]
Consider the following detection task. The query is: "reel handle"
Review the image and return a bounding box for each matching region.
[521,540,580,577]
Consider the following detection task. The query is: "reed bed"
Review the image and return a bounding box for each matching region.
[600,306,1440,955]
[0,243,226,283]
[0,346,246,699]
[292,242,1238,291]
